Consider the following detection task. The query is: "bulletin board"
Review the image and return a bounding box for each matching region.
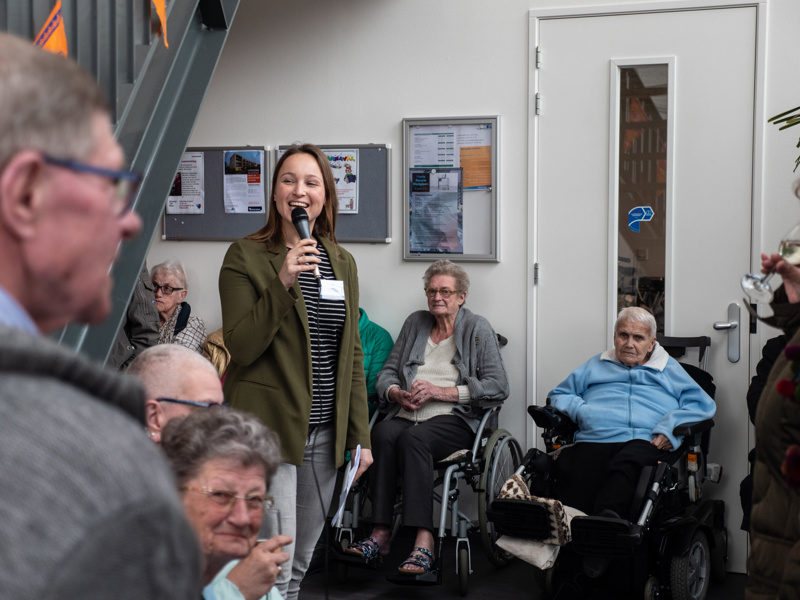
[163,147,268,241]
[277,144,392,243]
[403,116,499,262]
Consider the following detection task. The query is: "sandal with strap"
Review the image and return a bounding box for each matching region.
[345,537,382,562]
[397,547,434,574]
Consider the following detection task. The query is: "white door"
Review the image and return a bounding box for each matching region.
[531,5,762,573]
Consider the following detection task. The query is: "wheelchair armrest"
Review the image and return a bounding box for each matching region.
[673,419,714,438]
[527,404,567,430]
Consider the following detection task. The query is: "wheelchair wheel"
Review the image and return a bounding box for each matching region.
[644,576,660,600]
[669,529,710,600]
[478,429,523,567]
[457,542,469,595]
[710,528,727,583]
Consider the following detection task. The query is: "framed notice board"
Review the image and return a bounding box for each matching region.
[163,147,268,241]
[403,116,499,262]
[277,144,392,243]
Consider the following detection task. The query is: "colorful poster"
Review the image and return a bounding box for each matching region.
[223,150,265,214]
[326,149,359,213]
[167,152,205,214]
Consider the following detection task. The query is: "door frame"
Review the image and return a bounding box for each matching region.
[526,0,768,451]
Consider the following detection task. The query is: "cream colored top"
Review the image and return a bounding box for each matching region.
[396,335,470,423]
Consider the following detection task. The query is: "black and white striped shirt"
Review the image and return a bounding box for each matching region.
[298,244,345,425]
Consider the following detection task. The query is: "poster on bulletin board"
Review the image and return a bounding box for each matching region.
[403,116,499,262]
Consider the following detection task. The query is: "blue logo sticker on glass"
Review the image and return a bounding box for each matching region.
[628,206,654,232]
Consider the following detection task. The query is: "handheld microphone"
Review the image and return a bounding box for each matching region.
[291,207,321,279]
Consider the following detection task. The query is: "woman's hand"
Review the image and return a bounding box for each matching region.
[278,238,320,290]
[762,252,800,303]
[410,380,456,407]
[225,535,292,600]
[650,434,673,451]
[352,448,373,483]
[388,387,416,411]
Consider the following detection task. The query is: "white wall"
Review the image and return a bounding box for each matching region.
[148,0,800,449]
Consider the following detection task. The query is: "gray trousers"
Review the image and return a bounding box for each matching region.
[267,423,337,600]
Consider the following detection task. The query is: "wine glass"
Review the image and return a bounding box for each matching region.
[742,221,800,303]
[258,496,283,549]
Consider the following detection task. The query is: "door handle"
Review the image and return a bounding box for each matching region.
[712,303,740,363]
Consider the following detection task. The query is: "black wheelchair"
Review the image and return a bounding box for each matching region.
[488,336,727,600]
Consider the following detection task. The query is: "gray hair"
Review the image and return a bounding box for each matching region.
[615,307,657,339]
[161,408,282,488]
[422,260,470,294]
[127,344,217,399]
[0,33,109,172]
[151,260,189,291]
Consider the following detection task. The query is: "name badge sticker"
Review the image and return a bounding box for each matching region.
[320,279,345,301]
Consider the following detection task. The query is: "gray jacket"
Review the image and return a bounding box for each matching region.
[107,265,160,369]
[375,307,509,430]
[0,325,201,600]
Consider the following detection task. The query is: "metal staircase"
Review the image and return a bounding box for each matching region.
[0,0,240,361]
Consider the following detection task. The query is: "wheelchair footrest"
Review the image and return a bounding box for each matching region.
[487,498,555,540]
[570,516,643,557]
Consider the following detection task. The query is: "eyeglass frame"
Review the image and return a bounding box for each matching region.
[42,154,141,216]
[181,486,273,513]
[424,287,462,299]
[156,397,228,409]
[152,284,185,296]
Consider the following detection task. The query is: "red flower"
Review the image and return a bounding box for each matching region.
[776,379,796,398]
[782,445,800,489]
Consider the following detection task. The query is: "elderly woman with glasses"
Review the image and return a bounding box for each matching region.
[346,259,509,575]
[151,260,206,353]
[161,407,292,600]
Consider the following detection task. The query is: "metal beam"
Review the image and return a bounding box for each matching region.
[61,0,240,362]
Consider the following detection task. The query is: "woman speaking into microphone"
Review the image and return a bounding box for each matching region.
[219,143,373,600]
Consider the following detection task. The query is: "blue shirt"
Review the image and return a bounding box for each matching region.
[548,343,715,449]
[0,285,37,334]
[202,560,284,600]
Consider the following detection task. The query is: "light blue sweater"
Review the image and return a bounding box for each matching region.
[548,343,715,449]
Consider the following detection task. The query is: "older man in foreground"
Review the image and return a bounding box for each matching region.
[0,32,200,599]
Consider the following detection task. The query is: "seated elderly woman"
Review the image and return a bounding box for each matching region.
[151,260,206,353]
[548,306,715,524]
[345,259,509,575]
[161,407,293,600]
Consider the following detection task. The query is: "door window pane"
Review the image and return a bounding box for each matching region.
[617,65,668,334]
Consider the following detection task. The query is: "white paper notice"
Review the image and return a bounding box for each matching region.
[331,444,361,526]
[223,150,265,214]
[167,152,205,214]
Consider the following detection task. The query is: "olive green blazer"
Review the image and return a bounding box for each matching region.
[219,236,370,467]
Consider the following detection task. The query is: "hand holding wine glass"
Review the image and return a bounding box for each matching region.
[741,222,800,303]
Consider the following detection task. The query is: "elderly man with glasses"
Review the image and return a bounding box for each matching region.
[0,33,200,599]
[127,344,226,444]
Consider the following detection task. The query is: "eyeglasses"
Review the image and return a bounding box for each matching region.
[42,154,141,217]
[152,284,185,296]
[182,487,272,514]
[156,397,228,409]
[424,287,460,298]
